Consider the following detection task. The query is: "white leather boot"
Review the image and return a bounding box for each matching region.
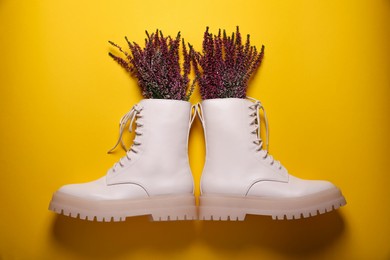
[197,98,346,220]
[49,99,197,222]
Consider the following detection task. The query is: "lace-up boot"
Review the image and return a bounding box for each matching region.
[49,99,197,221]
[197,98,346,220]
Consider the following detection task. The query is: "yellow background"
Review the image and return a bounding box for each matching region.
[1,0,389,259]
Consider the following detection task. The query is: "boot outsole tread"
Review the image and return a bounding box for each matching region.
[199,188,347,221]
[49,192,197,222]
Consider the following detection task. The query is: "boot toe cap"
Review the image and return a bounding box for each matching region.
[56,177,149,200]
[246,175,339,198]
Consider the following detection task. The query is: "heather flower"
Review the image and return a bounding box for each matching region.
[192,26,265,99]
[109,30,195,100]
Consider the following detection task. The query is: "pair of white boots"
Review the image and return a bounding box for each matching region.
[49,98,346,221]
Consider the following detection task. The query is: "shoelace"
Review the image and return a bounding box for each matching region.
[108,104,143,172]
[108,103,198,173]
[247,97,282,169]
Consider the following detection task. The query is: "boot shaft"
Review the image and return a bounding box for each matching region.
[107,99,194,195]
[199,98,287,196]
[134,99,192,159]
[201,98,256,160]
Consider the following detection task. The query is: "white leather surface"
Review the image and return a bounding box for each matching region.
[200,98,288,196]
[246,175,336,197]
[58,99,194,200]
[58,177,149,200]
[200,98,336,198]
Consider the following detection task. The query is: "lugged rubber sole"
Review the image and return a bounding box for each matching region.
[49,192,197,222]
[199,188,346,221]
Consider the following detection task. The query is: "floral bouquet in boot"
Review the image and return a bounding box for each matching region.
[192,26,264,99]
[109,30,195,100]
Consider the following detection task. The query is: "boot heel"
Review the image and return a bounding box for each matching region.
[148,195,197,221]
[150,206,197,221]
[199,206,246,221]
[199,195,246,221]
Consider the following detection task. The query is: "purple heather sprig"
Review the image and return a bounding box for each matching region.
[192,26,265,99]
[109,30,195,100]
